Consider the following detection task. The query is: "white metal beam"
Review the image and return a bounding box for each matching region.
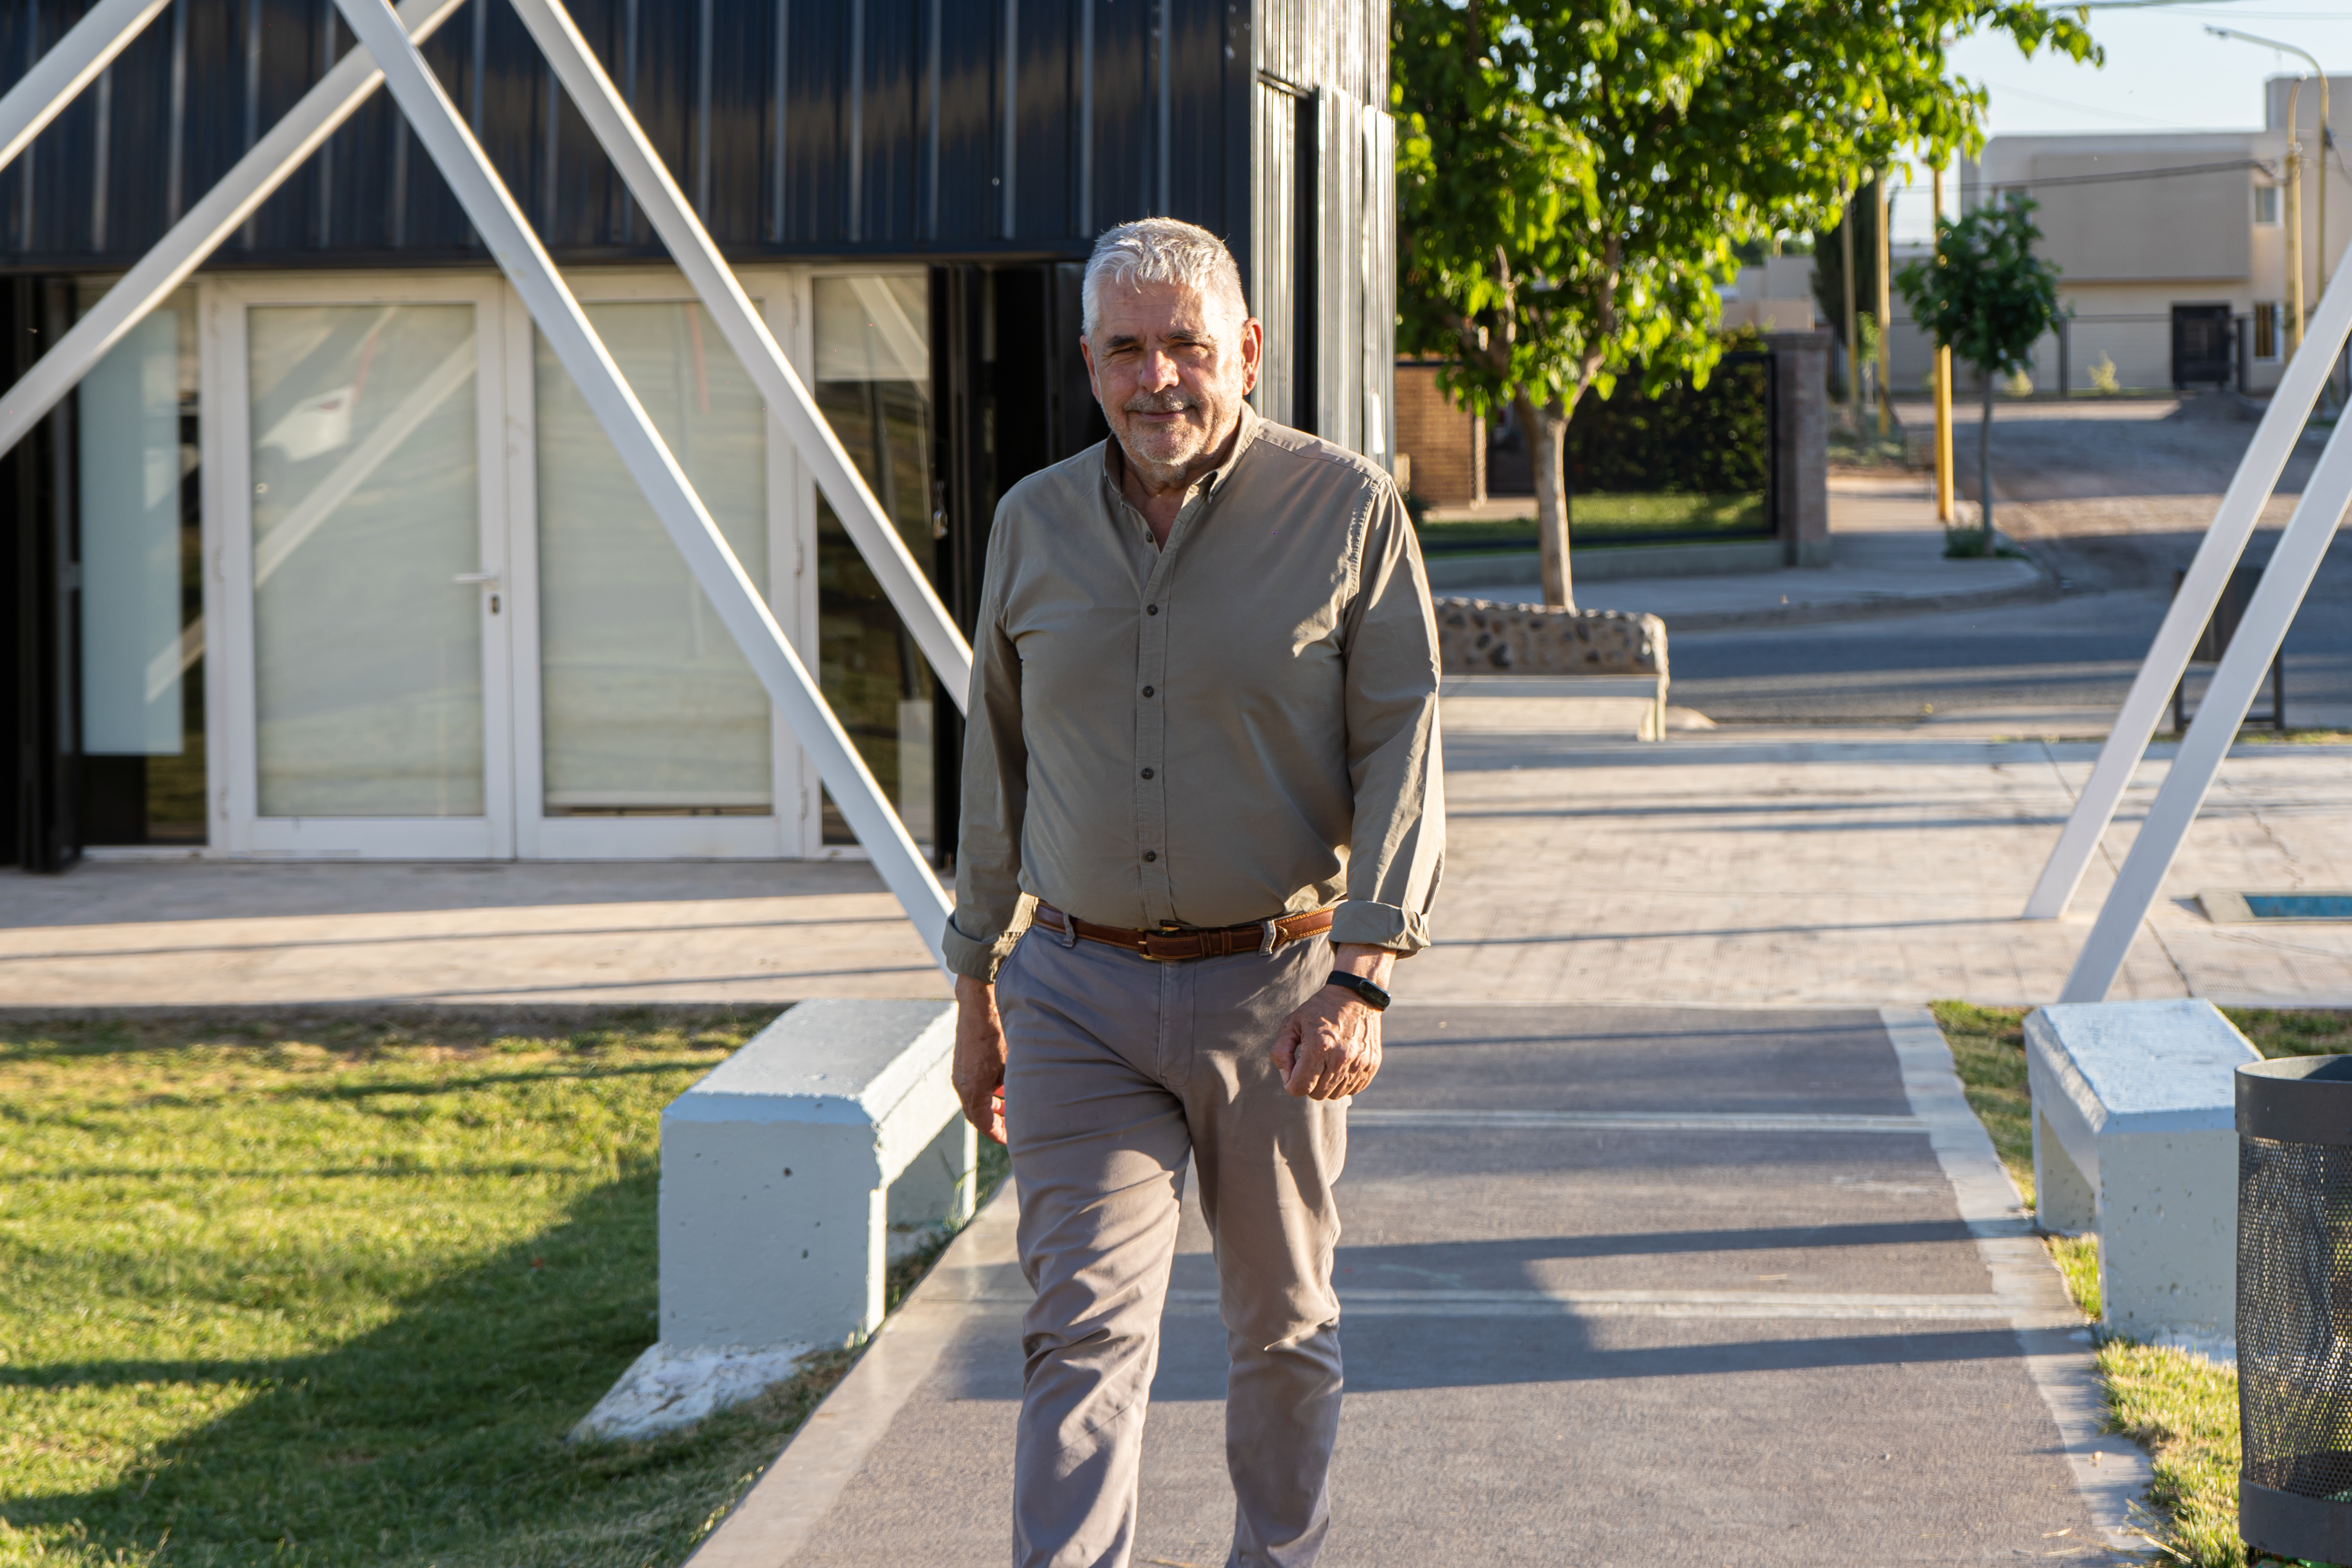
[0,0,172,176]
[506,0,974,711]
[2059,410,2352,1001]
[0,0,473,462]
[330,0,954,966]
[2023,243,2352,919]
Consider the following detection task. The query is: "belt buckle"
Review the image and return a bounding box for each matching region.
[1142,922,1186,962]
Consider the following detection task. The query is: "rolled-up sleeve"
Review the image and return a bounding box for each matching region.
[1331,483,1445,953]
[942,534,1033,981]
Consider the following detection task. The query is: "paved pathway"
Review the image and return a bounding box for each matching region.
[10,701,2352,1009]
[692,1005,2140,1567]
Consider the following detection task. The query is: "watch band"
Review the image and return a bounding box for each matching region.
[1325,970,1392,1011]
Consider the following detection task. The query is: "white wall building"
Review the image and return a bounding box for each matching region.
[1884,75,2352,397]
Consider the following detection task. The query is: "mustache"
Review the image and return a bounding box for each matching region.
[1123,391,1199,415]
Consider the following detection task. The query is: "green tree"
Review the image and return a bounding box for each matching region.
[1895,192,2064,541]
[1393,0,2097,606]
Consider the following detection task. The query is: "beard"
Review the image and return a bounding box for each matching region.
[1119,389,1215,467]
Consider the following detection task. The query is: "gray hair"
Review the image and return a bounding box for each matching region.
[1081,218,1250,338]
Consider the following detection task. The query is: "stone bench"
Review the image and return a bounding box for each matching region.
[573,998,975,1440]
[2027,998,2258,1347]
[1432,597,1668,739]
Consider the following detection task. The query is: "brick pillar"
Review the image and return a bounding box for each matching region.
[1764,329,1831,567]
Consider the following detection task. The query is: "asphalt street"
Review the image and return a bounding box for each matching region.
[1670,398,2352,725]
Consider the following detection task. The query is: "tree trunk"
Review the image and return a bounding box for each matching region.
[1518,389,1573,608]
[1979,370,1995,538]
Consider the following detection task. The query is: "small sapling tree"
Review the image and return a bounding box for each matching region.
[1896,192,2065,548]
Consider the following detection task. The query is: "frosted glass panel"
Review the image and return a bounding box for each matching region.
[535,302,771,813]
[814,276,931,384]
[250,304,484,817]
[81,308,187,755]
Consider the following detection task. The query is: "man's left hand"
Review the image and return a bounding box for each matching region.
[1272,943,1396,1100]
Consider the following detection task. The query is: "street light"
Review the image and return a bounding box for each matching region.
[2207,26,2329,354]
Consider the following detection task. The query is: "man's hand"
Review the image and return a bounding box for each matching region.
[953,975,1008,1145]
[1272,943,1396,1100]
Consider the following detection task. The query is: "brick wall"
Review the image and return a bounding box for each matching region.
[1394,363,1485,505]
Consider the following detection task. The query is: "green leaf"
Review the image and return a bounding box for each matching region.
[1394,0,2098,420]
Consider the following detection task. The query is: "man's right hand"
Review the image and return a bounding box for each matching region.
[953,975,1008,1145]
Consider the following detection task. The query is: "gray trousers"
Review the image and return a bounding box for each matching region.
[996,923,1347,1568]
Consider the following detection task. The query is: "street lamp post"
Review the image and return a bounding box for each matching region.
[2207,27,2330,353]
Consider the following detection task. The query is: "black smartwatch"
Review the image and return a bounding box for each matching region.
[1325,971,1392,1011]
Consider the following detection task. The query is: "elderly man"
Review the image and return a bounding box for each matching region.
[946,216,1443,1568]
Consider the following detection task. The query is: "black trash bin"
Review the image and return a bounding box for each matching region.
[2238,1054,2352,1564]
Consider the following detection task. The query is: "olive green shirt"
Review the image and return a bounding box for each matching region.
[943,405,1445,982]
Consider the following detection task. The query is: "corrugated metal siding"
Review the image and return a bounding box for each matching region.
[1249,76,1299,426]
[1313,82,1359,450]
[0,0,1255,269]
[1250,0,1391,465]
[1359,96,1393,466]
[1256,0,1384,107]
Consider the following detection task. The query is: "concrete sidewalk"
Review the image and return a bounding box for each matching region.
[12,694,2350,1010]
[1437,473,2049,630]
[691,1005,2141,1567]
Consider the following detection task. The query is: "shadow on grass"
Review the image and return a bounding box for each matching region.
[0,1005,785,1063]
[1,1162,845,1568]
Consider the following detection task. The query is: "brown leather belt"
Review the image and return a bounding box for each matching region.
[1032,902,1334,962]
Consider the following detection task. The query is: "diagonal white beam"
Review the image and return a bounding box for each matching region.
[330,0,953,967]
[0,0,172,176]
[2060,410,2352,1001]
[505,0,973,710]
[2023,243,2352,919]
[0,0,472,463]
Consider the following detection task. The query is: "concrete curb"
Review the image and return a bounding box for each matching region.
[683,1176,1021,1568]
[1657,561,2059,633]
[1432,536,2060,633]
[1882,1005,2153,1559]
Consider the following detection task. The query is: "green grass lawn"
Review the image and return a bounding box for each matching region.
[0,1007,1008,1568]
[1931,1002,2352,1568]
[1414,491,1766,553]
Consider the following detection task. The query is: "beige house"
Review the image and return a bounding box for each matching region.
[1895,76,2350,396]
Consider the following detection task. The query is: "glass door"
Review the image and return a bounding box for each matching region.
[805,270,938,855]
[506,272,799,860]
[212,276,511,857]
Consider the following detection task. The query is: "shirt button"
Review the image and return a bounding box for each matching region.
[1141,686,1154,697]
[1143,851,1158,862]
[1146,604,1159,615]
[1140,768,1154,779]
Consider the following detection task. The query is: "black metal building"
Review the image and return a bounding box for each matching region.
[2,0,1395,871]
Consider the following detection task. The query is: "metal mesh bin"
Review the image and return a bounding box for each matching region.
[2239,1054,2352,1563]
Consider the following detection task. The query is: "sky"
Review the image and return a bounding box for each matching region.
[1882,2,2352,240]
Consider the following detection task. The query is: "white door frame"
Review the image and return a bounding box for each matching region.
[198,261,944,865]
[504,264,809,860]
[207,269,514,858]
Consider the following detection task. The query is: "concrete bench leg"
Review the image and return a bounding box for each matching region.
[573,999,965,1443]
[888,1117,978,1260]
[2094,1131,2239,1345]
[2034,1104,2097,1236]
[2024,998,2254,1351]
